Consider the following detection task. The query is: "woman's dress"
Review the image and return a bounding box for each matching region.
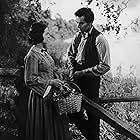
[24,46,71,140]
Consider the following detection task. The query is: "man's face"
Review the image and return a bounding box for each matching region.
[75,16,91,33]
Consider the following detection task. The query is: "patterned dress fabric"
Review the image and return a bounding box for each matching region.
[24,46,71,140]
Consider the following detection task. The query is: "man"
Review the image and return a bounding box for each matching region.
[67,7,111,140]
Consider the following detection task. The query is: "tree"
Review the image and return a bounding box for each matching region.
[82,0,140,35]
[0,0,51,67]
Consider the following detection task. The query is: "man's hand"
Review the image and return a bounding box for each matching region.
[70,68,94,80]
[72,71,84,79]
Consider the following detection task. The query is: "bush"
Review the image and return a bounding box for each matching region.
[99,66,140,140]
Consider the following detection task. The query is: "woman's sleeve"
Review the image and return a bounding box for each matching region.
[24,52,49,97]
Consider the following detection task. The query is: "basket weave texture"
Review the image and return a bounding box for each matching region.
[56,93,82,115]
[53,82,82,115]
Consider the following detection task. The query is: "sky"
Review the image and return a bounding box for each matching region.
[40,0,140,78]
[40,0,140,29]
[40,0,82,20]
[40,0,140,21]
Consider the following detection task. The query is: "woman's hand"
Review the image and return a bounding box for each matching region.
[50,79,64,87]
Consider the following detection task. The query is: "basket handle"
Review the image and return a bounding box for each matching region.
[65,81,81,93]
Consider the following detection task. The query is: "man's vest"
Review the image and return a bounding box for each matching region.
[74,27,101,71]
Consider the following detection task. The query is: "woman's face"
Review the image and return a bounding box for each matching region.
[43,27,51,44]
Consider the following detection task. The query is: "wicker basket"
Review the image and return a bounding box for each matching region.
[54,82,82,115]
[56,93,82,115]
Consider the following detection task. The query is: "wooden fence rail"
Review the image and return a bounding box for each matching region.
[83,95,140,140]
[97,96,140,103]
[0,68,18,77]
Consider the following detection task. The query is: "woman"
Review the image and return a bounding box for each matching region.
[24,22,71,140]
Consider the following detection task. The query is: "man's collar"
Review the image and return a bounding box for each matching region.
[81,25,94,37]
[88,25,94,35]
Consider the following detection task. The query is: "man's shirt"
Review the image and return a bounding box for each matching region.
[68,26,111,76]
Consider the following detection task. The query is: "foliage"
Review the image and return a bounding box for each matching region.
[69,123,85,140]
[0,56,17,68]
[100,65,138,98]
[0,0,77,68]
[52,82,80,100]
[83,0,140,35]
[99,65,140,139]
[0,81,18,137]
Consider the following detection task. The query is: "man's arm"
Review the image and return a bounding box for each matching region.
[91,34,111,76]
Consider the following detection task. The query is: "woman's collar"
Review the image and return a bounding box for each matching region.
[31,45,43,53]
